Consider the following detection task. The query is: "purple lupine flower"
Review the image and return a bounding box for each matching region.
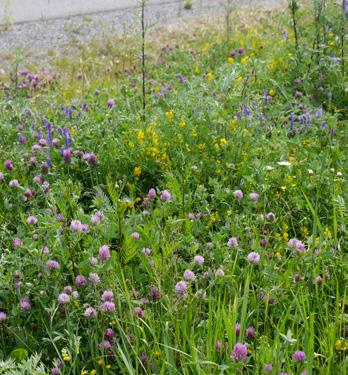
[247,252,260,264]
[98,245,111,261]
[231,343,248,361]
[293,351,306,362]
[227,237,238,247]
[63,128,72,148]
[290,112,295,131]
[183,270,196,281]
[343,0,347,21]
[175,281,187,296]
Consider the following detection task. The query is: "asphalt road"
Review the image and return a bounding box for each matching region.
[2,0,183,24]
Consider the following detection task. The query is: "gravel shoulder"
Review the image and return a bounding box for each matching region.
[0,0,284,67]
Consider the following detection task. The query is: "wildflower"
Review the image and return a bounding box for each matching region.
[150,287,160,300]
[231,343,248,361]
[278,161,291,167]
[249,193,260,201]
[288,238,306,252]
[0,312,7,322]
[58,293,70,304]
[64,285,73,294]
[75,275,86,286]
[91,211,103,225]
[215,268,225,277]
[295,91,303,97]
[246,326,256,339]
[4,160,13,170]
[166,111,174,119]
[70,220,83,232]
[238,47,244,54]
[175,281,187,296]
[183,270,196,281]
[90,257,98,266]
[236,323,241,336]
[84,307,97,318]
[141,247,151,255]
[9,179,20,188]
[98,245,111,261]
[247,252,260,264]
[216,340,222,352]
[99,340,111,350]
[107,98,115,108]
[160,190,171,202]
[133,166,142,177]
[13,237,22,247]
[101,290,114,302]
[134,306,145,318]
[131,232,140,240]
[140,352,148,364]
[227,237,238,247]
[264,364,273,372]
[193,255,204,265]
[233,189,243,199]
[102,301,116,313]
[0,172,3,181]
[267,212,276,222]
[315,275,323,285]
[293,351,306,362]
[20,297,31,311]
[147,188,157,198]
[46,260,60,271]
[72,291,79,299]
[88,273,101,284]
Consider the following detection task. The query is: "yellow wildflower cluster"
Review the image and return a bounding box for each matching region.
[335,339,348,351]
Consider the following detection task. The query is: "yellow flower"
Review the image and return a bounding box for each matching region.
[206,72,213,81]
[241,56,249,64]
[281,186,286,191]
[191,130,197,137]
[98,359,104,366]
[324,227,332,240]
[202,42,210,53]
[283,232,289,241]
[194,65,200,75]
[137,129,144,144]
[133,166,142,177]
[166,111,174,120]
[275,233,281,239]
[228,57,235,64]
[81,370,88,375]
[198,143,206,151]
[219,138,228,147]
[106,365,111,369]
[154,85,161,93]
[90,370,97,375]
[153,350,161,357]
[235,76,243,83]
[63,355,71,362]
[179,119,186,128]
[335,340,342,351]
[269,89,275,97]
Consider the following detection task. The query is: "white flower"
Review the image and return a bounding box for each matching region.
[308,169,314,174]
[265,166,274,171]
[336,172,342,177]
[277,161,291,167]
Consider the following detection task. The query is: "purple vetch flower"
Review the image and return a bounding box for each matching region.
[134,306,145,318]
[98,245,111,261]
[231,343,248,361]
[102,290,114,302]
[193,255,204,265]
[293,350,306,362]
[20,297,31,311]
[27,215,38,225]
[227,237,238,247]
[75,275,86,286]
[175,281,187,296]
[102,301,115,313]
[183,269,196,281]
[247,252,260,264]
[84,307,97,318]
[0,311,7,322]
[160,190,171,202]
[58,293,70,304]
